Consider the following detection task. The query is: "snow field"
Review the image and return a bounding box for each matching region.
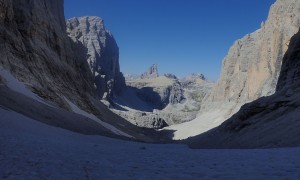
[1,108,300,179]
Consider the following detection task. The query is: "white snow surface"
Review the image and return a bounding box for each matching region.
[1,108,300,179]
[165,106,230,140]
[64,97,133,138]
[0,68,53,107]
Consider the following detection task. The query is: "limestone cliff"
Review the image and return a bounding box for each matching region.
[167,0,300,140]
[276,27,300,91]
[0,0,94,109]
[66,16,125,99]
[0,0,156,141]
[202,0,300,117]
[189,28,300,148]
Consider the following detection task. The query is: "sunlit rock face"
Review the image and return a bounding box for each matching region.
[167,0,300,140]
[201,0,300,118]
[66,16,125,99]
[189,28,300,149]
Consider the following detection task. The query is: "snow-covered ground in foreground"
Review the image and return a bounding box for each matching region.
[1,108,300,179]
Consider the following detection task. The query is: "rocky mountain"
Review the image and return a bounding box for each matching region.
[112,65,213,129]
[66,16,125,99]
[2,0,298,148]
[0,0,157,142]
[164,73,178,80]
[184,73,206,81]
[166,0,300,139]
[124,73,140,81]
[276,28,300,91]
[141,64,159,79]
[168,79,185,104]
[126,65,185,108]
[188,27,300,148]
[0,0,94,109]
[181,73,207,88]
[202,0,300,116]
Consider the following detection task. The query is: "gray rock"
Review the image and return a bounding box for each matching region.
[141,64,159,79]
[66,16,126,99]
[201,0,300,119]
[0,0,158,141]
[112,73,213,128]
[137,87,167,109]
[148,114,168,129]
[131,78,185,108]
[181,73,207,88]
[189,28,300,149]
[0,0,95,110]
[166,0,300,140]
[113,110,168,129]
[276,27,300,91]
[164,73,178,79]
[168,80,185,104]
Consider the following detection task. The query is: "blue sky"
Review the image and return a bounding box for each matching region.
[64,0,276,80]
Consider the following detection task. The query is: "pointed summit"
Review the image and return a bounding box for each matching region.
[141,64,159,79]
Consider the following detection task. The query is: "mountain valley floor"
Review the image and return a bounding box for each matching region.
[1,108,300,179]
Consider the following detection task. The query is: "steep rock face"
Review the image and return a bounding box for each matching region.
[277,27,300,90]
[202,0,300,117]
[164,73,178,80]
[0,0,94,109]
[166,0,300,140]
[0,0,159,141]
[188,28,300,148]
[141,64,159,79]
[168,80,185,104]
[126,65,185,108]
[66,16,125,99]
[126,76,184,110]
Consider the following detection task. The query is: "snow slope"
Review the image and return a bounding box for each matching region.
[164,103,232,140]
[64,98,132,138]
[0,68,48,105]
[0,67,133,138]
[1,108,300,179]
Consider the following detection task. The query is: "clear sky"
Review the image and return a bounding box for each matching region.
[64,0,276,80]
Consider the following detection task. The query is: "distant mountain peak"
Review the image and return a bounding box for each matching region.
[190,73,206,80]
[141,64,159,79]
[66,16,125,99]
